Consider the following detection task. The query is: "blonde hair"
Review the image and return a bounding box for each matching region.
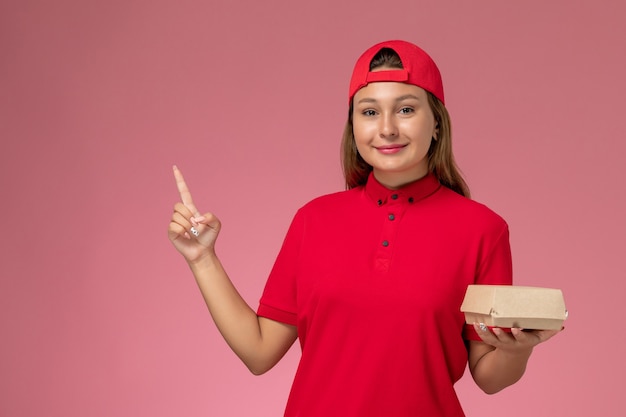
[340,48,470,197]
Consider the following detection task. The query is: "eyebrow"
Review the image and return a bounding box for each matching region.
[356,94,422,105]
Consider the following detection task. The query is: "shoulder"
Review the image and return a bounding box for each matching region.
[285,188,365,230]
[433,186,509,232]
[298,187,363,214]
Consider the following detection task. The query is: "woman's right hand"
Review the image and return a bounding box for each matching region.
[168,166,221,264]
[167,166,298,375]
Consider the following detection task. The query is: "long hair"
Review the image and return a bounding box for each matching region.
[341,48,470,197]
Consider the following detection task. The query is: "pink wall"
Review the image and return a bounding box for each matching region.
[1,1,625,415]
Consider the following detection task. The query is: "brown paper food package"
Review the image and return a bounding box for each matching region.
[460,285,567,330]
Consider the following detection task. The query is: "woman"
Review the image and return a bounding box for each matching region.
[168,40,560,417]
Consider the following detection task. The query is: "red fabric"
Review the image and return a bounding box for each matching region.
[348,40,445,104]
[258,173,512,417]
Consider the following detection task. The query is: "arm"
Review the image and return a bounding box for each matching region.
[466,221,562,393]
[468,324,561,394]
[168,166,297,375]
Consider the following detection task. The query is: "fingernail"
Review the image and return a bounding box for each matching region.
[478,323,488,332]
[193,216,205,223]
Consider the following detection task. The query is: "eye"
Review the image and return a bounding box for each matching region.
[362,109,377,116]
[399,107,414,115]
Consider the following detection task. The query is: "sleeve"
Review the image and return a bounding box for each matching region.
[463,222,513,340]
[256,209,305,327]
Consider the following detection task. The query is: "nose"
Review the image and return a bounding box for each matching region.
[379,113,398,139]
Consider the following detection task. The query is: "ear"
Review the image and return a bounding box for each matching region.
[433,123,439,141]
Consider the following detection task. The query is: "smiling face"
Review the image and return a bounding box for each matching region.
[352,81,438,189]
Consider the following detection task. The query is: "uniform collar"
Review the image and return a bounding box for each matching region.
[365,171,441,206]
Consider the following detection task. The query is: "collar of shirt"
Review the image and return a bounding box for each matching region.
[364,171,441,206]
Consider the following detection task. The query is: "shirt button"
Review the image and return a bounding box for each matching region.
[388,214,395,221]
[408,197,414,203]
[382,240,389,247]
[391,194,398,200]
[377,199,383,206]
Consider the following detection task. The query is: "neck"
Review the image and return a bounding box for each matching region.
[373,170,429,190]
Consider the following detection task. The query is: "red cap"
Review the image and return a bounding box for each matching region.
[348,40,445,104]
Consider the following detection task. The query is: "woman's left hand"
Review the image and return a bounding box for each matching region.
[473,323,562,353]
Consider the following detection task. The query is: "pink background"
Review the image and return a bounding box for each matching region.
[2,1,625,416]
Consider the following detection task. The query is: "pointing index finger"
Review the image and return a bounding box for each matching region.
[173,165,200,215]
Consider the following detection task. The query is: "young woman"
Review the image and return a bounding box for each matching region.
[168,40,560,417]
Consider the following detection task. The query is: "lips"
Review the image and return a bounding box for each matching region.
[375,144,407,154]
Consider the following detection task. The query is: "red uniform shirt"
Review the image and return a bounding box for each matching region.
[258,173,512,417]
